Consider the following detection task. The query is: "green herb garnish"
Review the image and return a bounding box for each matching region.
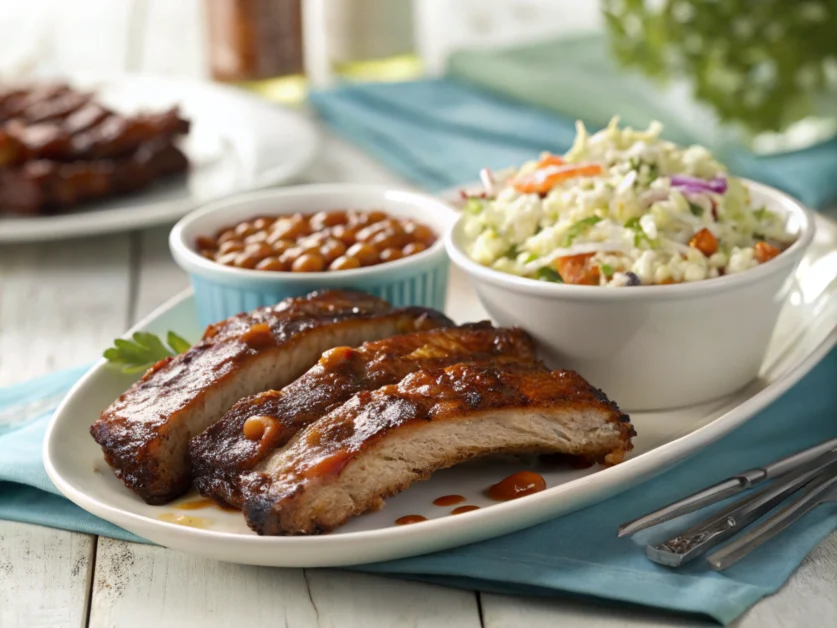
[104,331,192,374]
[563,216,602,246]
[688,202,704,217]
[600,263,615,278]
[535,266,564,283]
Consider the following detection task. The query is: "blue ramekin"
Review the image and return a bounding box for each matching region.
[169,184,455,327]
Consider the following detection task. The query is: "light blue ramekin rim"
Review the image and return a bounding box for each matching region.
[169,184,456,328]
[188,252,450,328]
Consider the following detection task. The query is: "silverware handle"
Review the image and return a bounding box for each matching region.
[707,471,837,571]
[766,438,837,478]
[617,479,744,538]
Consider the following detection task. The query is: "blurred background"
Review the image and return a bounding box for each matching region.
[2,0,835,153]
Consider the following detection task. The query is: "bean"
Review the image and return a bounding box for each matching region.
[255,257,288,272]
[329,255,361,271]
[234,222,258,238]
[330,224,359,245]
[380,248,403,263]
[252,217,275,230]
[371,229,409,250]
[218,240,244,255]
[244,242,273,259]
[234,252,261,269]
[196,236,217,251]
[292,252,326,272]
[271,217,310,240]
[356,221,390,242]
[244,231,269,244]
[320,239,347,263]
[402,242,427,256]
[345,242,379,266]
[405,222,435,245]
[365,210,388,224]
[216,252,239,266]
[217,229,238,245]
[310,211,348,231]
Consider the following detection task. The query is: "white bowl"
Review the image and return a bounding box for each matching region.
[445,180,816,410]
[170,184,457,327]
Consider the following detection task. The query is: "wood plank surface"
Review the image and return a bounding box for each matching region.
[0,522,95,628]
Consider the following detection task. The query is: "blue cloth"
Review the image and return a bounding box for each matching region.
[309,78,837,210]
[1,354,836,625]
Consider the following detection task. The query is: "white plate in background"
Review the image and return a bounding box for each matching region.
[44,214,837,566]
[0,74,319,242]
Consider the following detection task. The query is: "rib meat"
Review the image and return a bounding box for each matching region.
[241,363,635,535]
[190,322,538,508]
[91,290,452,505]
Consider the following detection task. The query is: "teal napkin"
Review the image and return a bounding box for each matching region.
[2,353,836,625]
[309,76,837,209]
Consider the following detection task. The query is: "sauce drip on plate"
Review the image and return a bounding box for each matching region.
[175,497,237,512]
[487,471,546,501]
[451,505,480,515]
[395,515,427,525]
[433,494,466,507]
[157,513,211,528]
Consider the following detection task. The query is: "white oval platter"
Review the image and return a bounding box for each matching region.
[44,214,837,567]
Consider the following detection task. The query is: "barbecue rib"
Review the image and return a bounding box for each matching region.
[0,139,188,215]
[91,290,452,504]
[241,363,635,535]
[190,322,538,508]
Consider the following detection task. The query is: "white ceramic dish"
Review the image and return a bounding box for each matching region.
[0,74,319,243]
[446,180,816,410]
[169,184,457,326]
[44,212,836,567]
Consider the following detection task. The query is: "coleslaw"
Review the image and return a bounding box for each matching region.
[461,118,796,286]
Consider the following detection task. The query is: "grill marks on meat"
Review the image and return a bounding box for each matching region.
[0,83,190,215]
[91,290,452,505]
[190,322,538,508]
[241,363,635,535]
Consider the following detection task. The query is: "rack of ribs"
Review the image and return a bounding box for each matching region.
[241,362,635,535]
[91,290,453,505]
[0,82,190,215]
[189,322,538,509]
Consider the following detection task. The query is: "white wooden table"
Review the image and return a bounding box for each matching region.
[1,2,836,627]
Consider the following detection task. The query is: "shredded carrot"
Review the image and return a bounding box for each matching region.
[554,253,600,285]
[754,241,781,263]
[513,162,603,195]
[535,153,565,169]
[689,228,718,257]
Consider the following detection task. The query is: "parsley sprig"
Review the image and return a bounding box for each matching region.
[103,331,192,374]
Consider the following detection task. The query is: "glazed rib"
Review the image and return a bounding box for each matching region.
[190,322,538,508]
[91,290,452,504]
[242,363,635,535]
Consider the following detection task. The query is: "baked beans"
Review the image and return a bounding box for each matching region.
[197,210,436,272]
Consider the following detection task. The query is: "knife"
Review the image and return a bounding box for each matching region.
[707,466,837,571]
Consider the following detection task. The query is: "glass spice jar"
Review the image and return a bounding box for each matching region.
[204,0,306,103]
